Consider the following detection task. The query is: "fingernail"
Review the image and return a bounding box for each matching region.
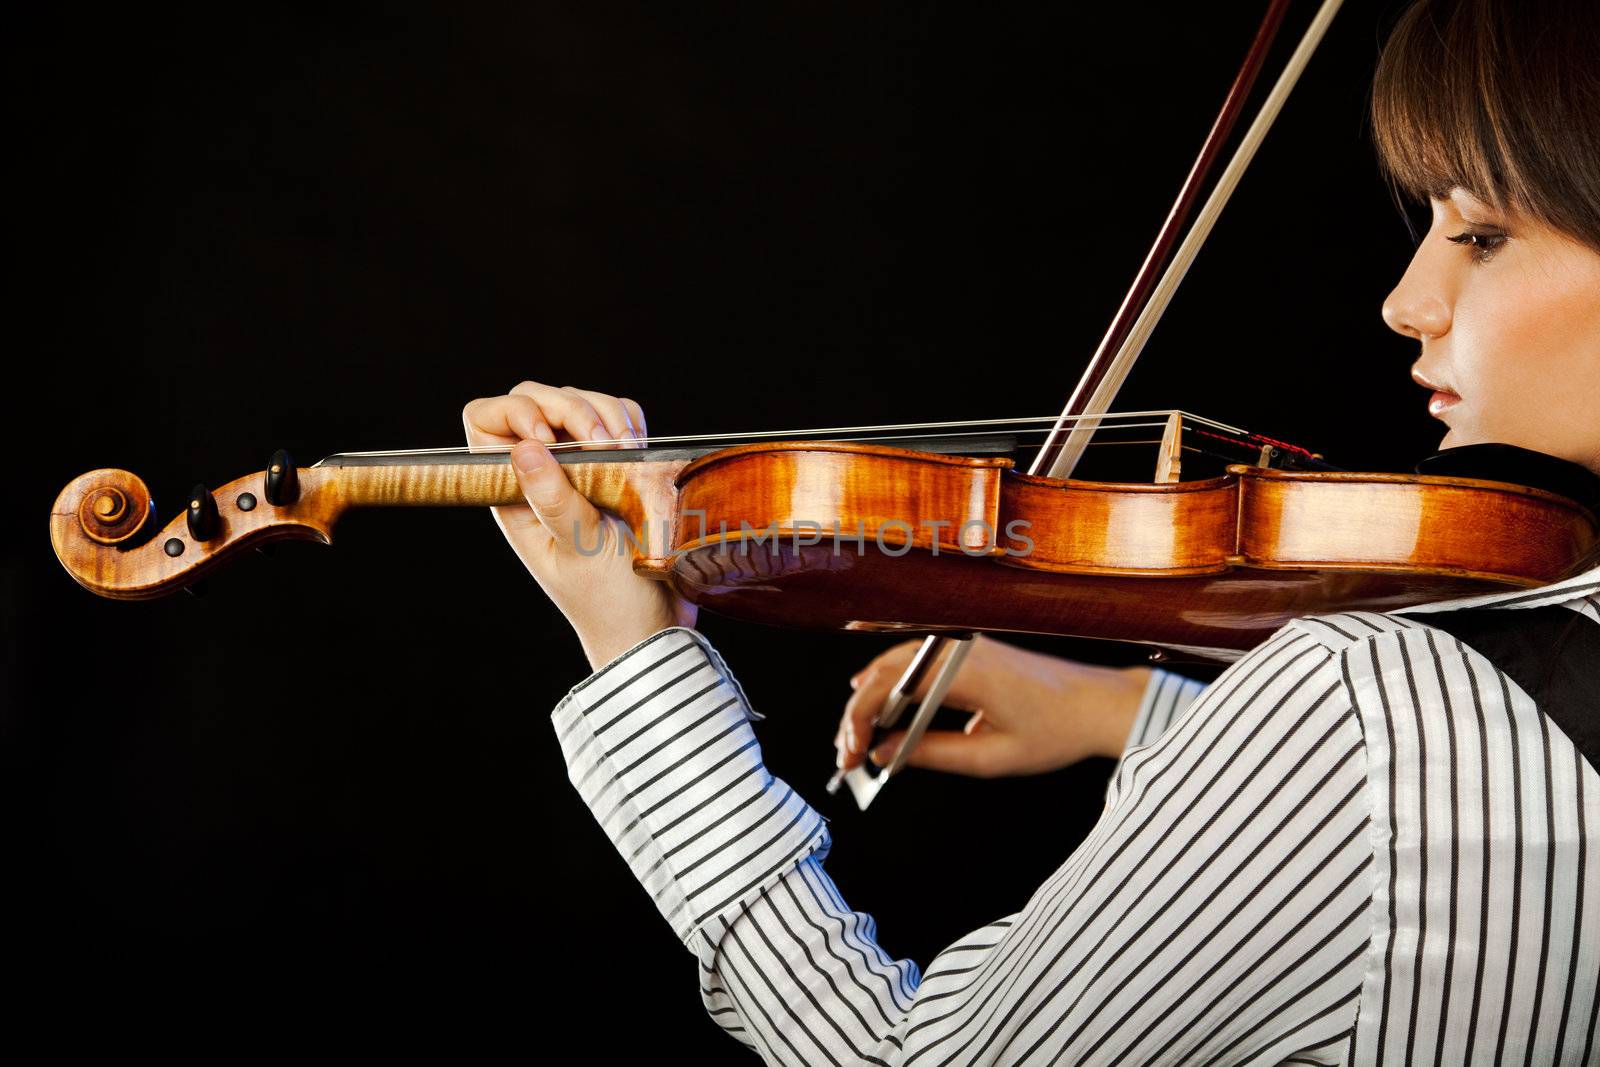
[512,441,549,473]
[589,423,608,444]
[834,746,845,769]
[845,723,857,753]
[868,746,886,767]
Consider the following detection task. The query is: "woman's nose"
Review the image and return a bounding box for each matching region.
[1381,253,1453,340]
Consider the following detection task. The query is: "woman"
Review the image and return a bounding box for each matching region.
[464,0,1599,1061]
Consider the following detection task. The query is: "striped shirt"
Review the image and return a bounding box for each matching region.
[550,567,1600,1065]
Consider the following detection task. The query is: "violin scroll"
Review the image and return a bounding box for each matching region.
[49,463,339,600]
[72,468,154,546]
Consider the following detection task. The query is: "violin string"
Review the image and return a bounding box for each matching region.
[316,409,1254,462]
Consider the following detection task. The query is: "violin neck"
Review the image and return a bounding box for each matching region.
[319,456,690,565]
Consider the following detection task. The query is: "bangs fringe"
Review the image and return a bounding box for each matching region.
[1370,1,1523,209]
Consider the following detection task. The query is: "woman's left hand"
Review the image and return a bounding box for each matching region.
[462,381,697,670]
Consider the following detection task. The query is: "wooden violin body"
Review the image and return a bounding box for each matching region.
[51,439,1597,660]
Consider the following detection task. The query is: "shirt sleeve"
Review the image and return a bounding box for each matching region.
[1104,667,1209,805]
[553,625,1376,1065]
[550,627,830,948]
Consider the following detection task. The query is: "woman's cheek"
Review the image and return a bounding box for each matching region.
[1472,299,1600,463]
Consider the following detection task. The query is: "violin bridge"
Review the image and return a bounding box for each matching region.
[1154,412,1183,483]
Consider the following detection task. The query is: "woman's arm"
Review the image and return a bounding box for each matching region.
[556,623,1375,1065]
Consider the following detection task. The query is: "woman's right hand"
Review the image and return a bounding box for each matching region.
[834,636,1153,778]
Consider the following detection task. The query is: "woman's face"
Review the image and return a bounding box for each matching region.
[1382,188,1600,476]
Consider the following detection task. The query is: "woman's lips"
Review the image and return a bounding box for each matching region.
[1428,390,1462,418]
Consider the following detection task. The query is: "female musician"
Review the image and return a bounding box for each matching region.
[463,0,1600,1060]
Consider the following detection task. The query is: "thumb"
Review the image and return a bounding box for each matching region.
[510,440,602,548]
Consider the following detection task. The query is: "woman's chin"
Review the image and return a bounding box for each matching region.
[1434,423,1484,452]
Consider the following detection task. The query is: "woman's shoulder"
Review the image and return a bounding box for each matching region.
[1283,600,1598,663]
[1282,600,1597,662]
[1283,602,1600,774]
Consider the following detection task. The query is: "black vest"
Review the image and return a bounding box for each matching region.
[1420,605,1600,775]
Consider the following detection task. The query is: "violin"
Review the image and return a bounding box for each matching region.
[48,412,1596,658]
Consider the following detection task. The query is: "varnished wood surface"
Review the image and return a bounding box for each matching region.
[1234,465,1596,583]
[997,473,1238,575]
[675,441,1012,558]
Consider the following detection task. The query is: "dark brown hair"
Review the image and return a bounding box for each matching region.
[1371,0,1600,578]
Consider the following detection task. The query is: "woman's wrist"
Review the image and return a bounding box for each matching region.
[1092,664,1155,760]
[575,603,700,672]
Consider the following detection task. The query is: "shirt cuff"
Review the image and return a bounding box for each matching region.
[1123,666,1208,752]
[1105,667,1207,805]
[550,627,830,949]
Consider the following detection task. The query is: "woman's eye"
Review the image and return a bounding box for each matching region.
[1445,230,1508,262]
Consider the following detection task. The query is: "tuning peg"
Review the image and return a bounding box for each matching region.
[265,449,299,506]
[186,484,219,541]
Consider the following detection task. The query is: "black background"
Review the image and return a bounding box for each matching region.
[8,2,1440,1055]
